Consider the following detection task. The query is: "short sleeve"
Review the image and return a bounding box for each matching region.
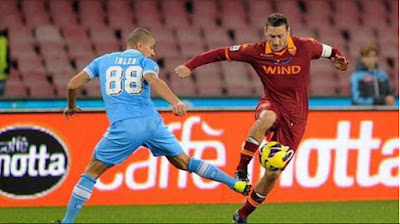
[226,44,253,63]
[84,57,101,79]
[143,58,159,76]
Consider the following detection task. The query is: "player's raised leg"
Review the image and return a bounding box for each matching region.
[167,153,251,195]
[144,120,251,195]
[61,157,111,223]
[235,109,277,181]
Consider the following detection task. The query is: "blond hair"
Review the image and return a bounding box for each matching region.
[127,28,153,45]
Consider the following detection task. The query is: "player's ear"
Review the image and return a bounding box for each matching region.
[137,41,144,50]
[287,26,291,35]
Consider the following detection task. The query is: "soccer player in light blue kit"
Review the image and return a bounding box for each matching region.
[59,28,251,223]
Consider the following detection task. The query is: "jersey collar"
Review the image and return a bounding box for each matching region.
[265,36,297,56]
[124,49,142,54]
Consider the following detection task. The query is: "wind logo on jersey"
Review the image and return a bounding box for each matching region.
[262,65,302,75]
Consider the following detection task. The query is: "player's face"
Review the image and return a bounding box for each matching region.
[361,51,378,70]
[139,37,156,58]
[265,25,290,52]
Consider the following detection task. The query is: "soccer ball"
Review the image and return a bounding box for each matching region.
[259,141,294,171]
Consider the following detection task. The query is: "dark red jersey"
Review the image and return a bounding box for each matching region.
[185,36,325,124]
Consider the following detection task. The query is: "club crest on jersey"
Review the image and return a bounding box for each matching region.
[229,45,241,51]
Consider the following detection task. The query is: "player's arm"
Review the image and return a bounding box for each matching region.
[175,45,251,78]
[64,56,101,119]
[63,71,90,119]
[308,39,349,71]
[144,73,186,117]
[175,47,226,78]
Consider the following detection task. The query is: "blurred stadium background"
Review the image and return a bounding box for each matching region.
[0,0,398,99]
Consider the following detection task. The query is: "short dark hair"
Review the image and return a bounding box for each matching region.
[360,43,379,57]
[266,13,289,29]
[127,28,153,45]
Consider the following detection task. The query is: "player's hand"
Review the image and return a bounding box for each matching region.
[63,106,81,119]
[332,55,349,71]
[172,101,187,117]
[175,65,191,78]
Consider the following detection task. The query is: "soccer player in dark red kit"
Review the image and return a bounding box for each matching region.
[175,13,349,223]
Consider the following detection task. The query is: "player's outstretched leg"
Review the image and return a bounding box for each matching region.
[188,158,251,196]
[61,174,96,223]
[167,153,251,195]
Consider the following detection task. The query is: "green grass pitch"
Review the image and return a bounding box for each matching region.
[0,200,398,223]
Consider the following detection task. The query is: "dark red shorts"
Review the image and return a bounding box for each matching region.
[255,98,306,152]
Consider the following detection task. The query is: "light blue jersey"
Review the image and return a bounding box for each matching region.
[84,49,159,124]
[84,49,183,165]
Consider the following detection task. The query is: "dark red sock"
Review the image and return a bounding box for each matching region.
[238,190,266,219]
[236,141,259,171]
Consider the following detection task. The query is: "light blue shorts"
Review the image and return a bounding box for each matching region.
[93,115,183,166]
